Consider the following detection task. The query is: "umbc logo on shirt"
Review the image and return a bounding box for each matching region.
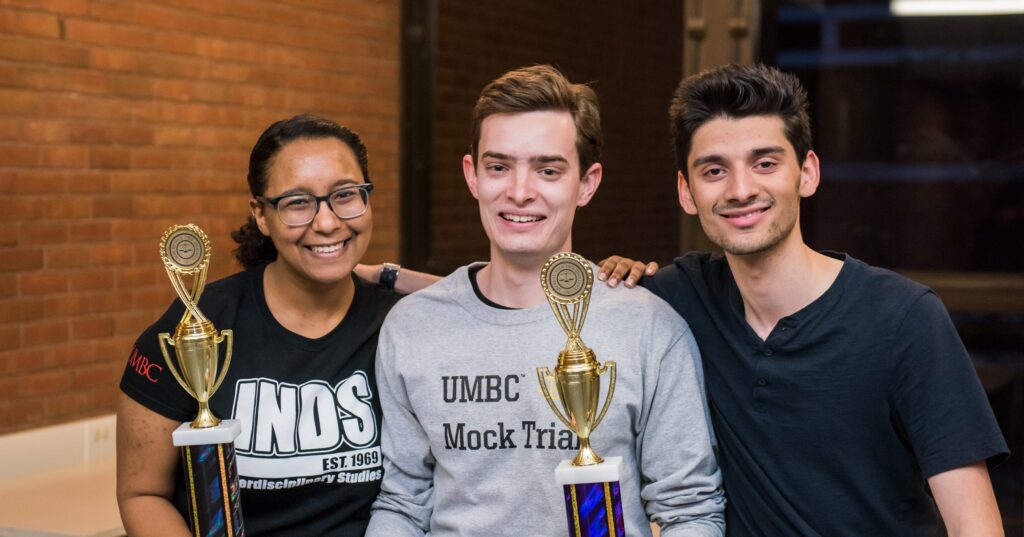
[231,372,377,456]
[126,347,162,383]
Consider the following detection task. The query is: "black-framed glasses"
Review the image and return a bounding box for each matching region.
[257,183,374,226]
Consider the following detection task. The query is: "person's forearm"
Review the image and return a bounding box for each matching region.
[119,495,193,537]
[354,264,442,293]
[930,462,1003,537]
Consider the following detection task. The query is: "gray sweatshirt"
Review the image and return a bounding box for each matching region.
[368,264,725,536]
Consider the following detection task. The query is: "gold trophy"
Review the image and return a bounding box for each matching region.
[158,224,233,428]
[158,224,244,537]
[537,252,624,536]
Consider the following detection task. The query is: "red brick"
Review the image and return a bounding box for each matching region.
[112,125,154,146]
[110,24,153,49]
[153,31,196,55]
[3,0,88,16]
[90,147,131,169]
[39,144,89,168]
[92,196,132,218]
[21,120,71,143]
[69,221,111,242]
[0,170,67,195]
[48,341,96,366]
[110,74,154,97]
[22,319,69,347]
[0,118,19,141]
[0,274,16,297]
[43,94,128,120]
[131,287,175,311]
[20,271,68,295]
[66,171,110,193]
[21,222,69,245]
[71,361,119,389]
[9,347,50,372]
[0,145,38,167]
[92,384,119,409]
[18,369,71,396]
[43,292,91,316]
[153,126,194,147]
[68,267,115,291]
[0,325,19,351]
[0,297,44,322]
[0,248,42,272]
[130,148,174,169]
[92,243,133,265]
[5,396,46,426]
[43,391,93,419]
[113,311,152,336]
[0,198,43,220]
[43,42,90,66]
[88,48,139,71]
[68,123,112,144]
[18,66,110,94]
[0,9,61,38]
[43,245,91,269]
[92,337,132,364]
[93,290,133,313]
[63,17,110,44]
[42,197,91,219]
[0,376,15,396]
[115,266,159,287]
[71,316,114,339]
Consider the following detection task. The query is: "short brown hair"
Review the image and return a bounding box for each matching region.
[469,65,603,173]
[669,63,812,177]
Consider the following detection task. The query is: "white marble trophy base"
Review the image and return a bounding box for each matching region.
[554,456,623,485]
[171,419,242,447]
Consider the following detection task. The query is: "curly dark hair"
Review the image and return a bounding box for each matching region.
[231,114,370,268]
[669,63,812,177]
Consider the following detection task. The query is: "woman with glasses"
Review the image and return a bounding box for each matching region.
[116,115,426,536]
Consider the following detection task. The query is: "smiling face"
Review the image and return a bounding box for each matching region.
[680,115,819,257]
[252,137,372,287]
[463,110,601,268]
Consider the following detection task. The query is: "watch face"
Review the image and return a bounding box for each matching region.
[540,252,593,305]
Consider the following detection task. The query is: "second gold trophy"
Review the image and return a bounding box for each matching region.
[536,252,624,537]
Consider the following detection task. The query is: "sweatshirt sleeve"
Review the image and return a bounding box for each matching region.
[366,321,433,537]
[640,324,726,537]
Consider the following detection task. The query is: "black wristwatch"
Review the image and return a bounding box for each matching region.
[379,262,401,290]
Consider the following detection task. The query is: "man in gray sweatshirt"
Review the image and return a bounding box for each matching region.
[367,64,725,536]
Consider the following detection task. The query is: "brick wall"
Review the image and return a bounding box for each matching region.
[0,0,400,434]
[427,0,683,270]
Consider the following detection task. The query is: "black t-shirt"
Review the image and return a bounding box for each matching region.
[643,252,1008,536]
[120,264,402,536]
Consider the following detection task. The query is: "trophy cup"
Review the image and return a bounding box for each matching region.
[157,224,245,537]
[537,252,624,537]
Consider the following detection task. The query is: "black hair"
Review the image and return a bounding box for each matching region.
[669,63,811,176]
[231,114,370,268]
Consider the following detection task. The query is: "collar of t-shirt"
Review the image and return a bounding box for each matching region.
[467,265,518,310]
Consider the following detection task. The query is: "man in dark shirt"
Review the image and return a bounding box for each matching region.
[600,63,1007,535]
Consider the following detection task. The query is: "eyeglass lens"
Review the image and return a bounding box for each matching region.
[277,187,369,226]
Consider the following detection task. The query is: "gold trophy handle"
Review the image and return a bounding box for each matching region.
[591,360,617,432]
[209,329,234,396]
[536,366,575,432]
[157,332,197,399]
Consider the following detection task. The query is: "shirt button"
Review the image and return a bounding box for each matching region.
[757,378,768,386]
[763,349,773,357]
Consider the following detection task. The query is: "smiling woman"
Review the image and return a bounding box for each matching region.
[115,115,404,536]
